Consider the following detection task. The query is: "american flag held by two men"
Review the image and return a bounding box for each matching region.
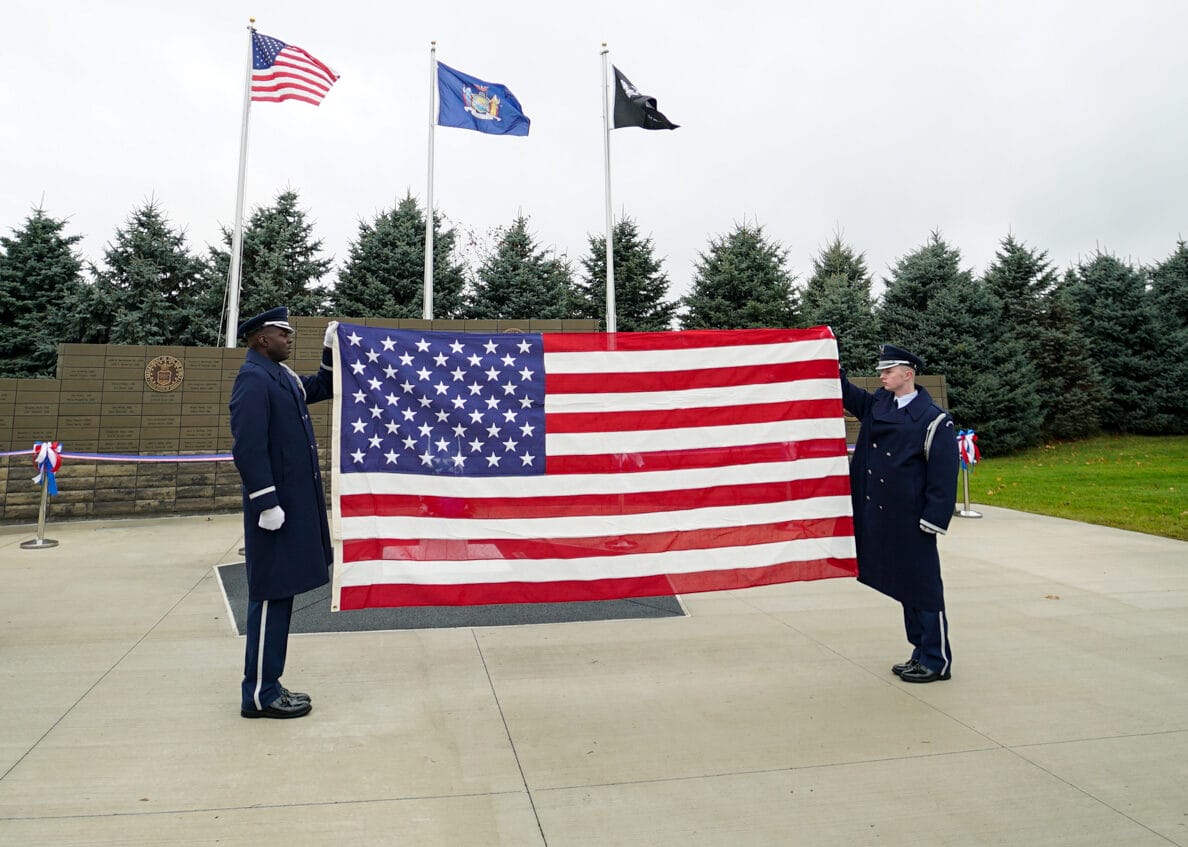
[329,325,857,610]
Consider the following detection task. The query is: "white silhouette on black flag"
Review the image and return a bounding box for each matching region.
[612,66,678,130]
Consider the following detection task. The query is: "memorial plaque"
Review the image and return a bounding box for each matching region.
[100,420,140,435]
[61,366,103,381]
[183,379,221,394]
[58,414,101,428]
[102,367,144,381]
[143,415,181,428]
[180,426,218,440]
[182,403,221,417]
[179,439,218,453]
[103,382,142,395]
[102,403,142,417]
[15,402,57,417]
[105,354,145,369]
[140,437,181,453]
[143,392,182,406]
[61,391,103,405]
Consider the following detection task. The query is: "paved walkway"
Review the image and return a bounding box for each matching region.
[0,507,1185,846]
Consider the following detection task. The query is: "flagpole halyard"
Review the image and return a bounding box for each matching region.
[601,44,616,334]
[424,41,437,321]
[224,19,256,348]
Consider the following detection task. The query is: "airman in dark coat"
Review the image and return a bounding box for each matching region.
[841,344,959,682]
[229,306,336,718]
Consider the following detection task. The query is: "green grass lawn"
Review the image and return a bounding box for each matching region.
[966,434,1188,541]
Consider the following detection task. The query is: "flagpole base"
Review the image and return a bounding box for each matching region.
[955,509,983,519]
[20,537,59,549]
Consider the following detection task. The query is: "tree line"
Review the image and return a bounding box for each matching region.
[1,189,1185,456]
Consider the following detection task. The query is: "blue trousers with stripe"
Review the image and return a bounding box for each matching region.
[242,597,294,710]
[903,605,952,675]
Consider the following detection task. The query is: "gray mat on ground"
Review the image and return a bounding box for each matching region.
[215,562,685,634]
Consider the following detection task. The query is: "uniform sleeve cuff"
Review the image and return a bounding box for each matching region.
[920,519,946,535]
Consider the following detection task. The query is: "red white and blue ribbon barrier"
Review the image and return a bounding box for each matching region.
[31,441,63,495]
[1,449,233,463]
[958,429,980,470]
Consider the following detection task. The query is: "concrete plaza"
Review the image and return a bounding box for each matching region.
[1,506,1185,845]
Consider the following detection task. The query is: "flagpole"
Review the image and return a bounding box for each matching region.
[600,44,616,334]
[224,19,255,348]
[424,42,437,321]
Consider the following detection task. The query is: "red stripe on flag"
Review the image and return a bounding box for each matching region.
[546,359,840,394]
[545,439,847,474]
[541,326,836,353]
[337,558,859,608]
[340,475,851,520]
[342,517,854,563]
[546,398,842,434]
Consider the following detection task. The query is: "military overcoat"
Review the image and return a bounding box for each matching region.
[841,374,959,610]
[230,347,334,601]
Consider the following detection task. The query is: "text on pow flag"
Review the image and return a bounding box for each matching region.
[329,325,857,609]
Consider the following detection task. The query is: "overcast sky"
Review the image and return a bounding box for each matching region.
[4,1,1186,309]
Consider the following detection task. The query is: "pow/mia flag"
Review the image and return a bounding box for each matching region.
[612,66,679,130]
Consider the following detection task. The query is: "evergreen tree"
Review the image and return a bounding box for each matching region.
[205,189,332,335]
[877,231,961,354]
[1148,240,1188,432]
[802,236,879,373]
[1063,251,1167,432]
[1032,281,1105,439]
[85,200,209,346]
[332,192,466,319]
[0,208,85,377]
[466,215,574,320]
[574,217,677,331]
[979,234,1093,441]
[680,222,798,329]
[878,232,1042,455]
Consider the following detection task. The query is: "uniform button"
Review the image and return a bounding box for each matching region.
[872,442,878,448]
[865,495,870,500]
[880,478,885,483]
[867,469,872,475]
[885,451,891,456]
[879,505,884,510]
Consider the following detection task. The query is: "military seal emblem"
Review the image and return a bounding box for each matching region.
[145,355,184,392]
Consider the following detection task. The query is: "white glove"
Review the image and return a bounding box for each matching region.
[323,321,339,348]
[258,505,286,531]
[919,520,937,535]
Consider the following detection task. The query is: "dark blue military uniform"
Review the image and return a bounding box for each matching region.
[229,311,333,713]
[841,364,959,677]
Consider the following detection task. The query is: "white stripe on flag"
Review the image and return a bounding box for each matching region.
[546,417,844,455]
[543,338,838,373]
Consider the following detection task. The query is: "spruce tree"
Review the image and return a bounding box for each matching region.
[802,236,879,373]
[87,200,209,346]
[1032,281,1105,439]
[1147,241,1188,432]
[1063,251,1167,432]
[466,216,574,320]
[680,222,798,329]
[205,189,332,335]
[878,232,1042,455]
[332,192,467,319]
[574,217,677,331]
[0,208,85,377]
[980,234,1088,441]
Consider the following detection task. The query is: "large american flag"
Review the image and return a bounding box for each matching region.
[329,325,856,610]
[250,31,340,106]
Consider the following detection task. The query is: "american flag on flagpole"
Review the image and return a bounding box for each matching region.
[329,325,857,610]
[250,31,340,106]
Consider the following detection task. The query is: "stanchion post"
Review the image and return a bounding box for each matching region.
[20,472,59,549]
[955,465,982,519]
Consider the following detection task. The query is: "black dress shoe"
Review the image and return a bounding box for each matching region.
[241,692,312,719]
[280,686,311,704]
[899,664,951,683]
[892,659,919,676]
